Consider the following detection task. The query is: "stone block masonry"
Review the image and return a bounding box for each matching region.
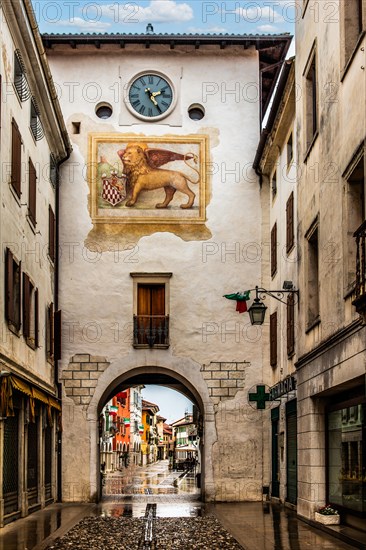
[61,354,110,405]
[201,362,249,401]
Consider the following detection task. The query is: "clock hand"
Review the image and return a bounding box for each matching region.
[150,95,158,106]
[152,91,161,97]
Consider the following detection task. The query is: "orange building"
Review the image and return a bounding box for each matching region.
[112,389,131,468]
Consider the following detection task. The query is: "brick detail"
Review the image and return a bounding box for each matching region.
[201,362,249,401]
[62,354,110,406]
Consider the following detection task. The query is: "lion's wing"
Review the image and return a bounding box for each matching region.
[145,149,194,168]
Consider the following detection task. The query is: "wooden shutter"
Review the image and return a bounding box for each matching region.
[270,311,277,367]
[34,289,39,348]
[28,159,37,225]
[54,310,62,360]
[137,284,165,315]
[11,119,22,198]
[5,248,14,323]
[23,273,30,338]
[286,192,294,253]
[287,293,295,357]
[271,223,277,277]
[48,206,55,262]
[47,303,54,359]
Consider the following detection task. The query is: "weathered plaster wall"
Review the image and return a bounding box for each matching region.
[48,46,268,502]
[295,0,366,520]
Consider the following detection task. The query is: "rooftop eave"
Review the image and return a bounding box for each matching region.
[43,32,292,119]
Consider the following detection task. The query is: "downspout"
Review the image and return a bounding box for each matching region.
[54,152,71,502]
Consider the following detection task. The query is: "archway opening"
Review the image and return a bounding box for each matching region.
[97,368,204,503]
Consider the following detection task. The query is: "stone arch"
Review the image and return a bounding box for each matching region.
[84,355,216,502]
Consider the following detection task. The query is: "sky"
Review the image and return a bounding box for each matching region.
[141,385,193,425]
[31,1,296,36]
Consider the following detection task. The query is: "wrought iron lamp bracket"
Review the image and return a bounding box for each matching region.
[254,286,299,306]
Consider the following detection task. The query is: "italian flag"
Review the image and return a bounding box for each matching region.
[223,291,251,313]
[124,418,130,427]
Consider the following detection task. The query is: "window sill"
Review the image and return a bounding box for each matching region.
[26,337,36,350]
[305,315,321,334]
[340,31,366,83]
[133,344,170,350]
[8,322,21,337]
[26,215,37,233]
[344,282,356,300]
[303,131,319,164]
[9,182,22,205]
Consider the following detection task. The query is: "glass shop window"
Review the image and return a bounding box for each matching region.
[328,403,365,513]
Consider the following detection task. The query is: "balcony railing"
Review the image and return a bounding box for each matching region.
[353,220,366,314]
[133,315,169,348]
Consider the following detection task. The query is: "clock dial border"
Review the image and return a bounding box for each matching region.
[126,71,177,122]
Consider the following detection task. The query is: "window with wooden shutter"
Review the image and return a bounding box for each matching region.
[306,222,320,327]
[305,46,318,150]
[134,284,169,347]
[23,273,38,348]
[287,133,293,167]
[28,159,37,226]
[287,293,295,357]
[5,248,21,332]
[270,311,277,367]
[46,303,54,361]
[286,192,294,254]
[271,223,277,277]
[54,310,62,360]
[48,206,55,263]
[23,273,30,339]
[11,118,22,198]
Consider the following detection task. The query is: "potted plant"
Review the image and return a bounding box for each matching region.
[315,505,340,525]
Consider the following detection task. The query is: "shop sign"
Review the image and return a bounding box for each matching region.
[269,376,296,401]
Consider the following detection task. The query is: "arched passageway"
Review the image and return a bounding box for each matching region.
[60,357,216,504]
[97,370,205,502]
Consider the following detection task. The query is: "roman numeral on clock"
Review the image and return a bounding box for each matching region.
[161,101,169,107]
[139,77,146,86]
[132,100,141,108]
[148,107,153,117]
[139,105,146,115]
[148,76,153,84]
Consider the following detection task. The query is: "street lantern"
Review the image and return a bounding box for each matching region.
[248,298,267,325]
[247,284,299,326]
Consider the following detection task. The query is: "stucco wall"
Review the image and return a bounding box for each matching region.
[47,45,268,502]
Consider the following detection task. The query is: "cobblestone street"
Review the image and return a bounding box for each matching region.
[1,460,364,550]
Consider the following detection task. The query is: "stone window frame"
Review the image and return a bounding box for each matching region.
[130,272,172,349]
[304,216,321,332]
[303,40,319,162]
[340,0,366,80]
[342,142,365,297]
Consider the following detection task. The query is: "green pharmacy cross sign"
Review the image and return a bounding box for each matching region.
[249,385,270,410]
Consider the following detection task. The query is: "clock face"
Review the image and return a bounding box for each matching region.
[128,73,174,120]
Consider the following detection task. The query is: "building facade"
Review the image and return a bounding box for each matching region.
[294,0,366,531]
[254,58,298,506]
[43,29,291,503]
[0,0,70,526]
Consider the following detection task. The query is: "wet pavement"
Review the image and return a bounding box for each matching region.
[0,461,364,549]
